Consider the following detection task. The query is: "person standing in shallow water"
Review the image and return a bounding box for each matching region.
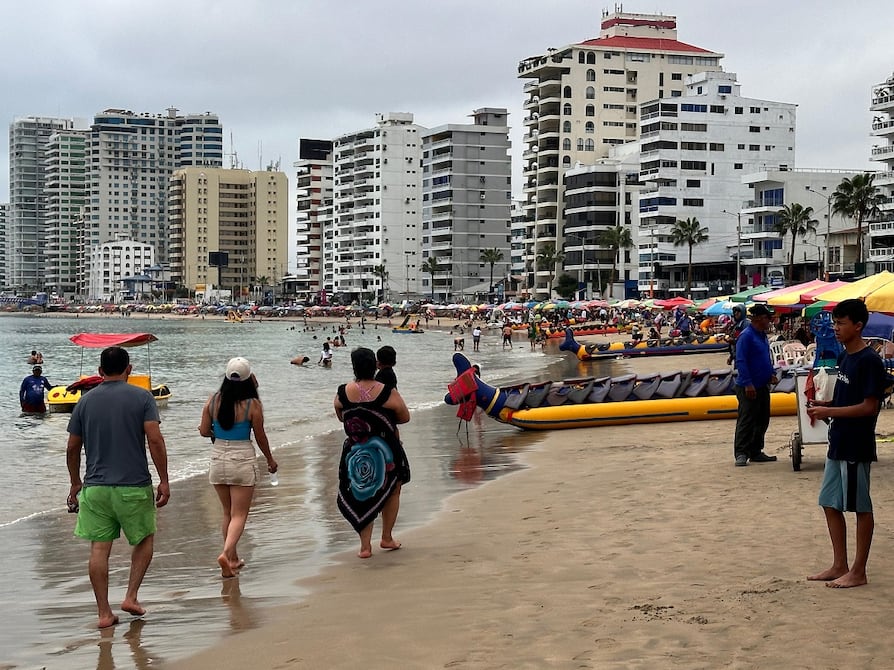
[334,347,410,559]
[199,357,277,578]
[66,346,170,629]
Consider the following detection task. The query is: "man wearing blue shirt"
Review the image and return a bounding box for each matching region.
[734,304,778,466]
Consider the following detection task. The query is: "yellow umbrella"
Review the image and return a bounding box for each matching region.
[864,281,894,314]
[808,271,894,304]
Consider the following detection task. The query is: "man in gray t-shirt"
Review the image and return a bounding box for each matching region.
[66,346,170,629]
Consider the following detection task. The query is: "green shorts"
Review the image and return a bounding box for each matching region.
[74,485,157,545]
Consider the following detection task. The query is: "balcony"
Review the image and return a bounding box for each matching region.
[872,118,894,136]
[870,220,894,237]
[869,246,894,261]
[741,249,786,266]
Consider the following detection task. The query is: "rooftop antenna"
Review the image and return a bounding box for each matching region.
[226,132,240,169]
[258,140,263,171]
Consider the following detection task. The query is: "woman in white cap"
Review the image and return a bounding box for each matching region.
[198,357,278,577]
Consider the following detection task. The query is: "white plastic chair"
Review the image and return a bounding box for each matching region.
[782,341,807,366]
[769,340,787,365]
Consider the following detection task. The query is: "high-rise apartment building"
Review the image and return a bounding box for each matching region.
[636,71,796,296]
[168,167,288,300]
[517,11,722,297]
[80,108,223,294]
[44,129,88,299]
[0,202,7,289]
[563,147,642,299]
[8,116,78,292]
[328,113,424,304]
[869,72,894,273]
[294,139,333,302]
[421,108,512,301]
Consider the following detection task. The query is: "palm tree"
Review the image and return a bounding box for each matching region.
[832,173,883,267]
[535,243,564,297]
[597,225,633,299]
[372,263,388,302]
[479,248,504,300]
[421,256,443,301]
[670,217,710,294]
[774,203,817,283]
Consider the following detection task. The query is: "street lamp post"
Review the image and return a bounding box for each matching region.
[722,209,742,292]
[564,233,586,300]
[805,186,833,280]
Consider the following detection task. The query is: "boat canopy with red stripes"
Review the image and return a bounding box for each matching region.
[69,333,158,348]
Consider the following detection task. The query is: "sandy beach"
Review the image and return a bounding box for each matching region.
[165,345,894,670]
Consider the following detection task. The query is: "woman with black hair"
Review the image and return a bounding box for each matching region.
[199,357,277,578]
[334,347,410,559]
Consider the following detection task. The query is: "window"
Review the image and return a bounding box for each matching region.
[734,163,743,169]
[735,107,743,114]
[749,144,760,151]
[671,73,683,81]
[750,106,761,113]
[603,86,624,93]
[683,198,704,206]
[680,160,706,170]
[737,143,745,149]
[578,52,585,64]
[680,142,707,151]
[587,52,596,64]
[586,105,595,117]
[697,86,703,94]
[680,103,707,113]
[563,103,572,115]
[585,121,594,133]
[749,126,760,133]
[710,105,725,113]
[563,86,572,98]
[680,122,707,132]
[585,139,595,151]
[709,143,724,151]
[577,138,584,151]
[671,90,682,97]
[718,85,732,94]
[562,156,571,167]
[563,120,572,132]
[563,138,571,150]
[586,69,596,82]
[686,179,701,187]
[586,86,595,99]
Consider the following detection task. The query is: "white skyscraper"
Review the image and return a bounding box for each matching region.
[869,72,894,273]
[328,113,424,304]
[8,116,78,292]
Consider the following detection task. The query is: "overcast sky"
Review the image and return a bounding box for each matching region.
[3,0,892,206]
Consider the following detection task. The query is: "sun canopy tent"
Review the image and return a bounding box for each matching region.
[862,280,894,315]
[756,280,833,307]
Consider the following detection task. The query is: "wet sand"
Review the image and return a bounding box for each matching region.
[166,348,894,669]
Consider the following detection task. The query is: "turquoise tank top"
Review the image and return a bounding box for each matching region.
[211,396,253,441]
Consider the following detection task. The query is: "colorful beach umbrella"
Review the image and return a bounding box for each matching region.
[808,271,894,306]
[704,300,736,316]
[729,285,771,302]
[654,296,693,309]
[758,279,830,306]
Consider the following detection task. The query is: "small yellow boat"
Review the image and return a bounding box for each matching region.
[47,333,172,413]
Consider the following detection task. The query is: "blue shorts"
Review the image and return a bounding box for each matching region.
[818,458,872,513]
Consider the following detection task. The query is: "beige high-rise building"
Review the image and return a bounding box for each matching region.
[517,11,723,298]
[169,167,288,301]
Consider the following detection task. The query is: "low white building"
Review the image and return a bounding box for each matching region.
[88,239,154,302]
[739,169,865,286]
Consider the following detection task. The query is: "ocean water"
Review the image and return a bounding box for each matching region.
[0,313,591,668]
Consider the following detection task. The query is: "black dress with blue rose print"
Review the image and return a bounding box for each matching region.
[336,384,411,533]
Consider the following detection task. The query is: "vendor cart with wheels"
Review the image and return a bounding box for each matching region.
[789,368,833,471]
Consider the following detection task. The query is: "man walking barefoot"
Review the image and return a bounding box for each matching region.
[66,346,170,628]
[807,299,886,588]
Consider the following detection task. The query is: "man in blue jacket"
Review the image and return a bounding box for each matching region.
[734,304,778,466]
